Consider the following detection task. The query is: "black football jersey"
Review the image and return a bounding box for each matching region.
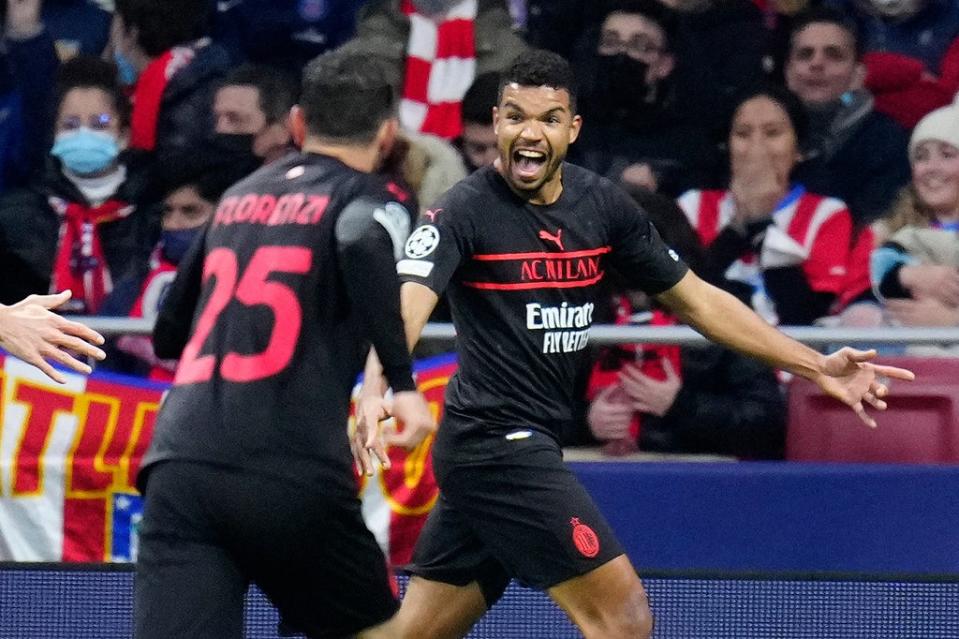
[143,153,414,490]
[398,163,688,451]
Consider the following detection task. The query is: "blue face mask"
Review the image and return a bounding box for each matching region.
[114,50,140,87]
[51,127,120,175]
[160,228,200,264]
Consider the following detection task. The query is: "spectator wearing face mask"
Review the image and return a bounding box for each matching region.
[97,161,247,379]
[569,0,721,196]
[0,55,159,313]
[211,63,299,172]
[112,0,230,161]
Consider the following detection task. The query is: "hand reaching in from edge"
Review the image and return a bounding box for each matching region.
[0,291,106,384]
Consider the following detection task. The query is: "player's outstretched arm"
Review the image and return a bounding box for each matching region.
[0,291,106,383]
[655,270,915,428]
[357,281,439,453]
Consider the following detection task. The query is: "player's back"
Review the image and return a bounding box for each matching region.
[145,153,396,490]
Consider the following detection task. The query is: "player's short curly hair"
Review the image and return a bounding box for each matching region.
[499,49,578,114]
[300,49,396,144]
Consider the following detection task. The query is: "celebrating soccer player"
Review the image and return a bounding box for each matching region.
[360,49,914,639]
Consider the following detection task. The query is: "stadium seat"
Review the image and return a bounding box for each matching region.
[786,357,959,463]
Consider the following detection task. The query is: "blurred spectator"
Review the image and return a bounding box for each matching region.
[823,0,959,128]
[212,63,299,167]
[585,187,786,458]
[397,130,466,211]
[212,0,367,71]
[785,6,911,226]
[871,102,959,332]
[0,0,60,190]
[0,55,158,312]
[521,0,599,61]
[760,0,816,82]
[825,0,959,74]
[338,0,526,139]
[113,0,230,159]
[659,0,769,139]
[42,0,112,59]
[570,0,721,196]
[679,86,868,325]
[456,70,498,171]
[98,160,247,379]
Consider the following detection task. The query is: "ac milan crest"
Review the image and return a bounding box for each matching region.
[570,517,600,558]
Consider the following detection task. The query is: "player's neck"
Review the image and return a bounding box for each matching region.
[302,139,380,173]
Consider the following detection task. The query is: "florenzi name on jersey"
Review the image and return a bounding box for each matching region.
[526,302,594,354]
[212,192,330,228]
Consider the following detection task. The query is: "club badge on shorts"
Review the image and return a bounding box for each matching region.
[570,517,600,558]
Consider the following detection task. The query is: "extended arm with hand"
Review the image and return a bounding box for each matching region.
[357,281,440,457]
[339,200,437,474]
[656,271,914,428]
[0,290,106,383]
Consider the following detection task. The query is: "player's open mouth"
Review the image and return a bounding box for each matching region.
[512,149,548,181]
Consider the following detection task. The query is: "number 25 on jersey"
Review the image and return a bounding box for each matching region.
[175,246,312,385]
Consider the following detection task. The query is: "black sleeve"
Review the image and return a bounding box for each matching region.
[336,196,416,393]
[396,185,472,295]
[649,345,787,459]
[152,225,207,359]
[762,265,835,325]
[606,183,689,295]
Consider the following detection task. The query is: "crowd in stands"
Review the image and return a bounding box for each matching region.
[0,0,956,459]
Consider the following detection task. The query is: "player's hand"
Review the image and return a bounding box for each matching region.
[587,385,634,441]
[351,394,392,476]
[813,347,915,428]
[385,390,436,450]
[0,291,106,384]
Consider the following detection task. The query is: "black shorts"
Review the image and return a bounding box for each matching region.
[406,432,624,605]
[134,461,397,639]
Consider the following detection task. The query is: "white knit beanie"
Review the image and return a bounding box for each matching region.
[909,99,959,156]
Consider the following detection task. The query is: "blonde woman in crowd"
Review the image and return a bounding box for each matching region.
[871,101,959,337]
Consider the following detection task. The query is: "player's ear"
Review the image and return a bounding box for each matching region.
[568,113,583,145]
[289,105,307,148]
[492,106,500,135]
[375,117,399,157]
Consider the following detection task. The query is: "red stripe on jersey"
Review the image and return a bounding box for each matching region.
[695,190,725,246]
[472,247,612,261]
[463,273,605,290]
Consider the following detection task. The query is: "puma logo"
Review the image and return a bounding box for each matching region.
[538,228,565,251]
[424,208,443,222]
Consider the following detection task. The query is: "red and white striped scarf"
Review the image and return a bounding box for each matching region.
[49,197,133,314]
[399,0,478,139]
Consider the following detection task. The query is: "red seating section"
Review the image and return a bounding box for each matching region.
[786,357,959,463]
